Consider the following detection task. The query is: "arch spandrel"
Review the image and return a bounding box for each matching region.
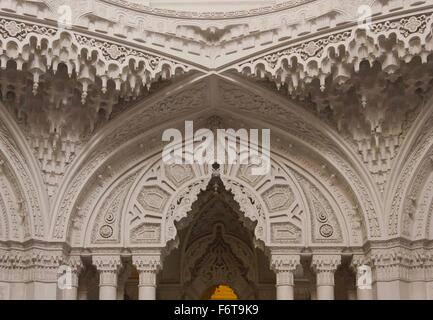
[2,0,433,300]
[0,103,49,241]
[48,73,382,245]
[75,142,367,251]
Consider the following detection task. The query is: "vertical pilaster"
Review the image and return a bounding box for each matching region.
[93,255,122,300]
[26,250,62,300]
[270,254,300,300]
[311,255,341,300]
[8,254,26,300]
[371,249,410,300]
[409,253,426,300]
[132,254,162,300]
[425,253,433,299]
[0,253,10,300]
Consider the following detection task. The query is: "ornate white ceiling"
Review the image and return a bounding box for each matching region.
[143,0,277,12]
[105,0,312,17]
[1,0,433,246]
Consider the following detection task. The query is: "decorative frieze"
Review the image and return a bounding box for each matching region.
[370,248,411,282]
[0,248,64,282]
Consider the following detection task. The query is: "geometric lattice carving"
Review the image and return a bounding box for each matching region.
[137,187,170,213]
[270,222,302,244]
[164,164,195,187]
[130,223,161,244]
[262,185,295,213]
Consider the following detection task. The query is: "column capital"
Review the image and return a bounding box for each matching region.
[311,254,341,286]
[132,255,162,272]
[270,254,300,272]
[92,255,122,273]
[311,254,341,272]
[132,255,161,287]
[350,254,371,273]
[270,255,300,287]
[60,256,84,289]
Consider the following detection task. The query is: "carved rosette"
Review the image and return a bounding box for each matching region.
[311,255,341,286]
[271,254,300,286]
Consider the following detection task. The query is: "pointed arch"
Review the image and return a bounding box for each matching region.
[0,101,49,240]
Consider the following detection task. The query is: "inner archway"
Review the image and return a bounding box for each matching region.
[157,170,276,300]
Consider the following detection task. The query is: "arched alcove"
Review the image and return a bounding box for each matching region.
[159,169,274,300]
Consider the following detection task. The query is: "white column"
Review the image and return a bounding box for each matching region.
[93,255,122,300]
[61,256,83,300]
[351,255,373,300]
[311,255,341,300]
[271,254,300,300]
[132,255,161,300]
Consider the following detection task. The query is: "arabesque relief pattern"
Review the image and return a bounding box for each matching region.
[1,0,433,300]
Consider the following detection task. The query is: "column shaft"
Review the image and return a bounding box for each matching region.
[100,271,119,300]
[271,254,300,300]
[311,255,341,301]
[357,287,373,300]
[133,254,161,301]
[138,281,156,300]
[276,284,294,300]
[93,255,122,301]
